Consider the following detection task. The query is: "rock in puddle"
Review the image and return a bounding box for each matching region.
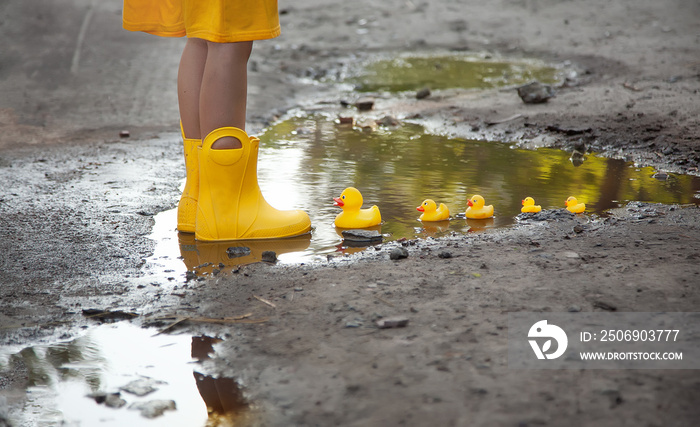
[355,96,375,111]
[120,377,165,397]
[88,392,127,408]
[342,229,383,243]
[129,400,177,419]
[261,250,278,263]
[227,246,251,258]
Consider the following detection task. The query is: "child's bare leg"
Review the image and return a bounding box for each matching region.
[177,38,208,140]
[200,41,253,149]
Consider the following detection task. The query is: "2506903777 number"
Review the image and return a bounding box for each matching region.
[600,329,680,342]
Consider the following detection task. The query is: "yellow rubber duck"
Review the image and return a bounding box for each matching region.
[521,197,542,213]
[416,199,450,222]
[333,187,382,228]
[565,196,586,213]
[465,195,494,219]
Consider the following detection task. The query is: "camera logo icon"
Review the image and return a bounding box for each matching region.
[528,320,568,360]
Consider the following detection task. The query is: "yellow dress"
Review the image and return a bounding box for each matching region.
[123,0,281,43]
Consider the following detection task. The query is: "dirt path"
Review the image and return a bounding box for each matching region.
[2,0,700,425]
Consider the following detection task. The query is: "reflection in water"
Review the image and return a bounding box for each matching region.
[345,53,563,92]
[0,323,250,427]
[465,217,495,233]
[146,114,700,280]
[179,232,312,275]
[191,336,251,426]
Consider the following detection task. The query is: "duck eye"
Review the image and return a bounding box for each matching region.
[342,195,345,199]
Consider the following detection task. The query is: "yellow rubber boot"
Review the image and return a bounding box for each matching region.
[177,124,201,233]
[195,127,312,241]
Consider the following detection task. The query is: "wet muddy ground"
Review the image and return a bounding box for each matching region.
[2,0,700,425]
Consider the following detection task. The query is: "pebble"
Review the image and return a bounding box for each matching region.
[389,247,409,260]
[438,251,453,259]
[261,251,277,263]
[376,115,401,127]
[517,81,555,104]
[129,400,177,419]
[567,305,582,312]
[342,229,383,243]
[355,97,375,111]
[416,87,431,99]
[104,393,127,408]
[593,300,617,311]
[120,378,163,397]
[376,317,409,329]
[337,116,355,125]
[227,246,251,258]
[88,392,126,408]
[345,319,363,328]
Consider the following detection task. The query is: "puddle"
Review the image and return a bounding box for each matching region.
[146,114,700,279]
[344,53,563,92]
[0,322,252,426]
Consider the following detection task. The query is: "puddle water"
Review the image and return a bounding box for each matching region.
[146,114,700,280]
[344,53,563,92]
[0,322,252,426]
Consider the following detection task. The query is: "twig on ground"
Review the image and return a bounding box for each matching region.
[253,295,277,308]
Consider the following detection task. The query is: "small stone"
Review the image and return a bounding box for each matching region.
[438,251,452,259]
[345,319,363,328]
[563,251,580,259]
[227,246,251,258]
[652,172,669,180]
[573,225,584,233]
[104,393,127,408]
[261,251,277,263]
[593,300,617,311]
[119,130,130,138]
[338,116,355,125]
[120,378,164,397]
[355,97,375,111]
[416,87,431,99]
[87,392,126,408]
[342,229,382,243]
[294,287,304,292]
[376,317,409,329]
[567,305,582,313]
[129,400,176,419]
[517,81,555,104]
[389,247,409,260]
[376,115,400,127]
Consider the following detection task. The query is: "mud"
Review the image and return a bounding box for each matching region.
[2,0,700,425]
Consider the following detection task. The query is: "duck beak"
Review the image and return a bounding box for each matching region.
[416,206,424,212]
[467,199,474,207]
[333,197,344,207]
[522,199,525,205]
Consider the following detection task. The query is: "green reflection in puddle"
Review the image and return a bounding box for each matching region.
[259,114,700,244]
[346,53,562,92]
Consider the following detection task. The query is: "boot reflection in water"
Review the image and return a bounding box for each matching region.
[179,232,311,273]
[191,336,249,422]
[122,1,311,240]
